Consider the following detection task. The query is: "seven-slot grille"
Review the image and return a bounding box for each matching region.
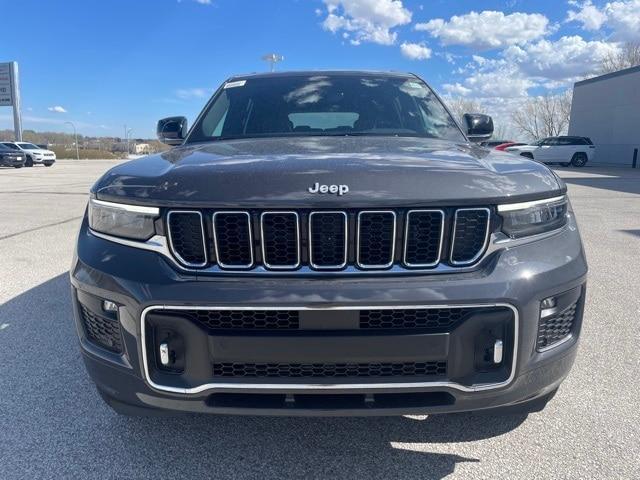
[166,208,492,271]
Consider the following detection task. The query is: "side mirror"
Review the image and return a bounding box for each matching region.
[157,116,188,146]
[463,113,493,142]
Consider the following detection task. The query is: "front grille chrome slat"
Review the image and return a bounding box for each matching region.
[166,210,208,268]
[309,211,348,270]
[450,208,491,266]
[356,210,396,269]
[212,211,254,269]
[260,211,301,270]
[403,209,445,268]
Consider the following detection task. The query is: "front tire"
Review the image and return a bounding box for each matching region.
[44,162,54,167]
[25,155,34,167]
[571,153,588,167]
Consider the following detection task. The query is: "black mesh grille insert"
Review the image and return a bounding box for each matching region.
[537,302,577,350]
[261,212,299,268]
[213,212,253,267]
[309,212,347,268]
[167,212,206,266]
[451,209,489,264]
[162,309,300,330]
[360,308,472,330]
[358,211,395,268]
[404,210,443,266]
[80,305,123,353]
[213,361,447,378]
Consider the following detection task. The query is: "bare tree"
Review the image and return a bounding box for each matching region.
[600,42,640,74]
[511,91,572,140]
[444,97,484,124]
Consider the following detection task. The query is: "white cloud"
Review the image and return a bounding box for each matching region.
[321,0,412,45]
[567,0,640,41]
[505,35,620,81]
[176,88,213,100]
[442,83,471,96]
[194,0,211,4]
[47,106,67,113]
[400,42,432,60]
[415,11,549,49]
[566,1,607,30]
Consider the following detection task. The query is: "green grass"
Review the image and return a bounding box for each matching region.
[50,147,126,160]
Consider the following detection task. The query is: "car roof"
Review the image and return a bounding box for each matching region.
[227,70,418,81]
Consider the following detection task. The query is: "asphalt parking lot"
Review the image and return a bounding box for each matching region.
[1,160,639,479]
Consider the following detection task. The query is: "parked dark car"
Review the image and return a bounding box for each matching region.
[0,143,25,168]
[71,71,587,417]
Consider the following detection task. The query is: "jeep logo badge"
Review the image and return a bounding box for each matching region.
[308,183,349,196]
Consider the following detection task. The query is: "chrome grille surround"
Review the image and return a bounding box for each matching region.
[403,209,445,268]
[212,211,254,269]
[356,210,397,269]
[166,210,208,268]
[450,208,491,266]
[260,211,301,270]
[308,211,348,270]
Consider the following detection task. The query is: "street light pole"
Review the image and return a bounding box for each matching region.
[126,128,133,158]
[65,121,79,160]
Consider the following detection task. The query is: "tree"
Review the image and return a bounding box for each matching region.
[444,97,484,124]
[510,90,572,141]
[600,42,640,74]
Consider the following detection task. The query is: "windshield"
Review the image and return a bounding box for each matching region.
[187,74,465,143]
[18,143,41,150]
[1,143,20,150]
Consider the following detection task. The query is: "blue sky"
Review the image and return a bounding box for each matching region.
[1,0,637,138]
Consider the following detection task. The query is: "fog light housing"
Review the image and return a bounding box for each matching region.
[102,300,118,312]
[541,297,557,310]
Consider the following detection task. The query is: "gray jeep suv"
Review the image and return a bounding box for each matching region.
[71,71,587,416]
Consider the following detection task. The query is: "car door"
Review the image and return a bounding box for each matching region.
[535,138,555,162]
[552,137,575,162]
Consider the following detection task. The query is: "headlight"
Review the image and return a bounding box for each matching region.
[498,195,568,238]
[88,198,159,240]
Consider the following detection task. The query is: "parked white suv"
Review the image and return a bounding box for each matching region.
[0,142,56,167]
[505,136,595,167]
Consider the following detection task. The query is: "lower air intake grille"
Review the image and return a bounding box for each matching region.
[213,361,447,378]
[80,305,123,353]
[162,309,300,330]
[167,211,207,267]
[537,302,577,350]
[360,308,471,330]
[451,208,490,265]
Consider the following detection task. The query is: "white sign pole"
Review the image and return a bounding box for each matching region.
[0,61,22,141]
[11,62,22,141]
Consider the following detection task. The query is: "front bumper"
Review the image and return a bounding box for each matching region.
[71,215,587,416]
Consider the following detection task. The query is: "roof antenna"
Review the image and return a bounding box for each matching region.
[262,53,284,72]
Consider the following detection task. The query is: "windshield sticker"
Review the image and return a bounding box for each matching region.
[224,80,246,89]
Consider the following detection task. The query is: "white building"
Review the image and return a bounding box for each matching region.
[569,65,640,166]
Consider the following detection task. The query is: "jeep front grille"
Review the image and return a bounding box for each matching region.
[166,207,493,272]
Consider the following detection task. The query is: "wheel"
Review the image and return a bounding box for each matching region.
[520,152,534,160]
[570,153,588,167]
[25,155,34,167]
[14,165,23,168]
[44,162,54,167]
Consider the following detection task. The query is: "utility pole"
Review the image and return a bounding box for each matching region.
[65,121,79,160]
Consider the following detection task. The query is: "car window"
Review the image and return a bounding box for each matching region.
[17,143,40,150]
[1,142,20,150]
[190,74,465,143]
[555,138,572,145]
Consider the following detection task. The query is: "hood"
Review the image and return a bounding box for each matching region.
[93,136,562,208]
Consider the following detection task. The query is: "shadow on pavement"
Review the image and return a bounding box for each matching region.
[560,168,640,196]
[0,274,528,479]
